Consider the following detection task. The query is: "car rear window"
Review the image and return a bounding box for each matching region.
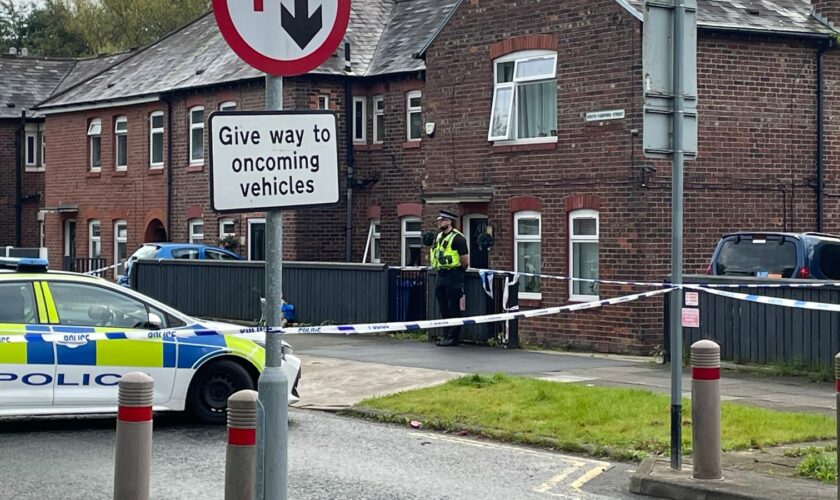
[817,243,840,279]
[131,245,158,260]
[714,236,797,278]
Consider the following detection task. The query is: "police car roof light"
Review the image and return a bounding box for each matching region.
[0,257,49,272]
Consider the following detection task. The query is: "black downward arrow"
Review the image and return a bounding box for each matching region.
[281,0,323,50]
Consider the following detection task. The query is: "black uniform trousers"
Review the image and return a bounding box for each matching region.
[435,268,465,341]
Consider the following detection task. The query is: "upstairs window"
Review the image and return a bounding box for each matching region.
[25,132,36,166]
[149,111,164,168]
[489,51,557,142]
[353,97,366,143]
[373,96,384,144]
[219,101,237,111]
[24,124,44,171]
[114,116,128,170]
[88,119,102,171]
[406,91,422,141]
[189,106,204,164]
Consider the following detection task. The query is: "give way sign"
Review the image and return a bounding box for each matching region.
[213,0,351,76]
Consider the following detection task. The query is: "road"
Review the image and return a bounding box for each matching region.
[0,410,650,499]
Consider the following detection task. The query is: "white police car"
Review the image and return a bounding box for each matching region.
[0,258,301,424]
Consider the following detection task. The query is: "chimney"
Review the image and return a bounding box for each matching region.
[8,47,17,55]
[20,48,28,56]
[813,0,840,27]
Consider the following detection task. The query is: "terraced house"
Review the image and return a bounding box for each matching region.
[2,0,840,353]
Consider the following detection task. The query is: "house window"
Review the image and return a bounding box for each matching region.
[114,116,128,170]
[189,218,204,243]
[114,220,127,275]
[353,97,366,143]
[368,219,381,263]
[219,101,237,111]
[318,95,329,110]
[40,131,45,168]
[373,95,384,144]
[88,118,102,171]
[150,111,164,168]
[406,90,422,141]
[25,132,36,166]
[189,106,204,163]
[219,218,235,240]
[401,217,422,266]
[569,209,599,301]
[88,220,101,259]
[489,50,557,142]
[514,211,541,299]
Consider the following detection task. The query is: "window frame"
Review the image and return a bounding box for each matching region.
[218,101,237,111]
[88,219,101,259]
[219,217,235,240]
[25,132,36,166]
[114,220,127,276]
[353,96,367,144]
[149,111,164,168]
[189,106,205,164]
[489,50,558,144]
[189,218,204,244]
[88,118,102,171]
[514,211,542,300]
[114,116,128,171]
[400,217,422,267]
[406,90,422,141]
[568,209,600,302]
[318,95,329,110]
[369,219,381,263]
[373,95,384,144]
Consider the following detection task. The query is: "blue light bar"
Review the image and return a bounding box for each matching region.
[0,257,49,272]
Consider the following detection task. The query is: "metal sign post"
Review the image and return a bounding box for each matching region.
[211,2,350,497]
[642,0,698,470]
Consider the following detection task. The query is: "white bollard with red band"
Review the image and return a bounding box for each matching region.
[226,390,258,500]
[113,372,154,500]
[691,340,723,480]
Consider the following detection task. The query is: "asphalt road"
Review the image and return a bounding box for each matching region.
[0,410,651,499]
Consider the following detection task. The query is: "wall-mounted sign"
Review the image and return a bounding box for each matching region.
[585,109,625,122]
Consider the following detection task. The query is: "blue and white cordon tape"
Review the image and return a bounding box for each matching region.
[686,285,840,312]
[0,326,276,345]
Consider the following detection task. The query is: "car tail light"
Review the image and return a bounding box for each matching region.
[798,267,809,279]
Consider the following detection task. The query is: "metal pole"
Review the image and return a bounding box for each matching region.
[256,74,289,500]
[670,0,686,471]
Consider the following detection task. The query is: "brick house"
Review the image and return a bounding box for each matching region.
[18,0,840,353]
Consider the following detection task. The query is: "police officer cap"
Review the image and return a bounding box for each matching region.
[437,210,458,221]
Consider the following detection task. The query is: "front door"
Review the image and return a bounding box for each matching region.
[249,219,266,261]
[466,216,489,269]
[64,219,76,270]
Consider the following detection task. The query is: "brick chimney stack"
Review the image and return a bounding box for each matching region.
[813,0,840,27]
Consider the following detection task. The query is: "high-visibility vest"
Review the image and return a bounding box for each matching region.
[430,229,463,270]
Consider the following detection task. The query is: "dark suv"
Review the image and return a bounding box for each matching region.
[708,232,840,279]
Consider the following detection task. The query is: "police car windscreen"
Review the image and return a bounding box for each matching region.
[715,237,796,277]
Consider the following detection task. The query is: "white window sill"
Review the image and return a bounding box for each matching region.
[149,165,164,169]
[568,295,600,303]
[25,167,45,172]
[519,293,542,301]
[189,161,205,166]
[493,136,558,146]
[89,168,102,172]
[116,167,127,171]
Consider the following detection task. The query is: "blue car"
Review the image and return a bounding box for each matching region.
[118,243,243,286]
[708,232,840,280]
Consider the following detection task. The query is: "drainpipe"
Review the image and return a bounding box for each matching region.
[344,42,354,262]
[15,110,25,247]
[164,95,173,241]
[816,39,833,232]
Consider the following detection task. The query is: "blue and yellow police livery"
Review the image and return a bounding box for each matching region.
[0,258,301,424]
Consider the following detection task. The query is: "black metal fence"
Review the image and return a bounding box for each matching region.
[64,257,108,276]
[131,260,518,346]
[665,275,840,371]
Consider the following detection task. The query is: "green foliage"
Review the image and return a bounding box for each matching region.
[796,448,837,483]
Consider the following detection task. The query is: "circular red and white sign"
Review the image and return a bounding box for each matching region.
[213,0,351,76]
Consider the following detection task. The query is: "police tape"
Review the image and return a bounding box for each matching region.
[84,261,123,276]
[282,287,676,335]
[686,285,840,312]
[0,288,676,343]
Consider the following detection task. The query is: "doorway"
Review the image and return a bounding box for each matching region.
[248,218,266,260]
[463,215,489,269]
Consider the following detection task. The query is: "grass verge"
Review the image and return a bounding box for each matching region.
[352,373,836,462]
[786,445,838,482]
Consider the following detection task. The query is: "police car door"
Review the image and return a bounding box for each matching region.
[43,281,176,407]
[0,281,54,407]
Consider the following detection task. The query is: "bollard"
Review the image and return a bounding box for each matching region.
[114,372,154,500]
[226,390,258,500]
[835,353,839,500]
[691,340,722,480]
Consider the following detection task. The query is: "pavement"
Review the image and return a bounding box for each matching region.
[288,333,838,499]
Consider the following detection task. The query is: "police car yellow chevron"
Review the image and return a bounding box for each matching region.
[0,258,301,424]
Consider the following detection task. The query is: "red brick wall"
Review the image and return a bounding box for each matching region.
[44,102,168,270]
[813,0,840,25]
[0,120,18,246]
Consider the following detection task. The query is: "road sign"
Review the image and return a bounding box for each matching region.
[209,110,340,212]
[212,0,351,76]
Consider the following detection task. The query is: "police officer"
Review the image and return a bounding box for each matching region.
[430,210,469,346]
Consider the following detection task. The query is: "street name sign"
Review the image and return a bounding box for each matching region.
[209,111,340,212]
[213,0,351,76]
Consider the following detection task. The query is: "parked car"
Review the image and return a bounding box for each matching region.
[117,243,243,286]
[708,232,840,279]
[0,257,300,424]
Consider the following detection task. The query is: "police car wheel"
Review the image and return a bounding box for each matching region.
[187,359,254,424]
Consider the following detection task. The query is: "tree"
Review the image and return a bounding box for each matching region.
[0,0,29,55]
[23,0,89,57]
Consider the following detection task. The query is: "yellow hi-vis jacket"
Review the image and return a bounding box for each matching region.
[430,229,463,270]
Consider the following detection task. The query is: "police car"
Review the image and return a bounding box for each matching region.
[0,258,301,424]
